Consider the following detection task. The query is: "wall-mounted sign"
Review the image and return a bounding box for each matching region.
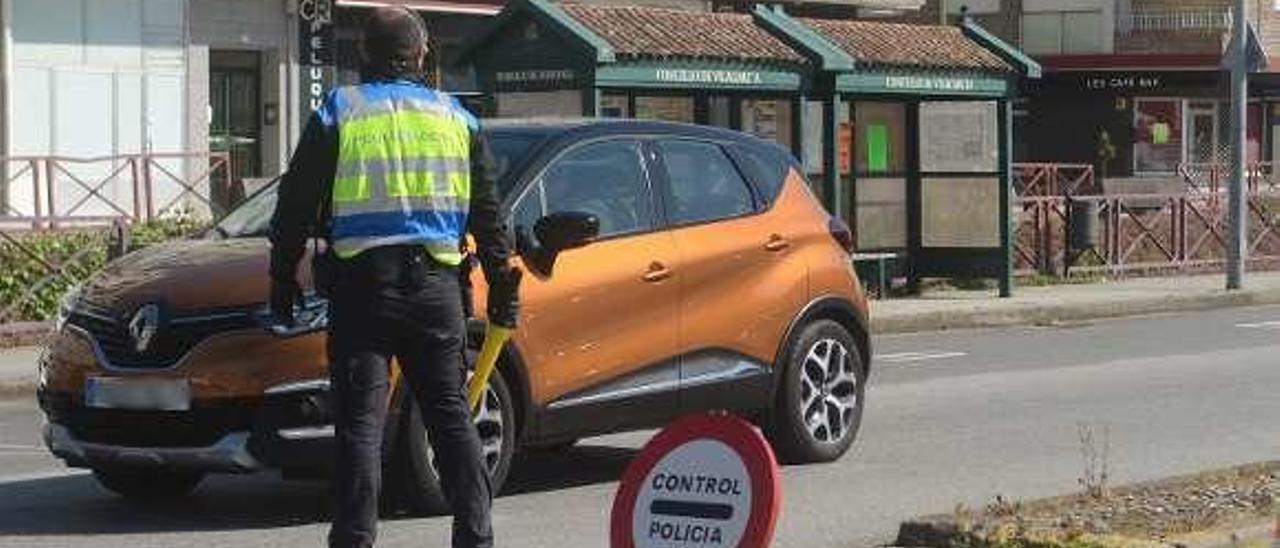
[838,72,1008,97]
[299,0,335,113]
[655,68,765,86]
[1084,75,1162,91]
[884,75,977,93]
[495,69,577,85]
[611,414,781,548]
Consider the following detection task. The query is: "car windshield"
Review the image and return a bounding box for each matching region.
[212,131,542,239]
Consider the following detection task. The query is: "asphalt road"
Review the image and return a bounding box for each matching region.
[1,305,1279,547]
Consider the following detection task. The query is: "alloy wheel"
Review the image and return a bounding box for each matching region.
[422,381,505,476]
[797,338,859,444]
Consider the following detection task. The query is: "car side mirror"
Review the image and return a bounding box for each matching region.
[518,211,599,277]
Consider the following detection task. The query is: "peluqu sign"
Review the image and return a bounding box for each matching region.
[611,414,782,548]
[299,0,335,113]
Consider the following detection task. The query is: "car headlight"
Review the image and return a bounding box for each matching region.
[54,287,81,332]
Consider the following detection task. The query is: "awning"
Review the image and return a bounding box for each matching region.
[337,0,503,16]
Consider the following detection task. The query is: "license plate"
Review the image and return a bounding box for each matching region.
[85,377,190,411]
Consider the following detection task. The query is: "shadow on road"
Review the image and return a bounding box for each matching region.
[0,442,638,536]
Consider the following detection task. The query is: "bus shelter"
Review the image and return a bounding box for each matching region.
[459,0,1039,295]
[458,0,811,153]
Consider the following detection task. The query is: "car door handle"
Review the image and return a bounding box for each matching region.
[764,234,791,252]
[642,262,672,283]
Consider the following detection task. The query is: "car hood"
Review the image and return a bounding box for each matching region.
[81,237,277,314]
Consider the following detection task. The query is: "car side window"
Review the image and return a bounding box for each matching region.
[657,140,756,226]
[510,182,544,238]
[537,139,654,239]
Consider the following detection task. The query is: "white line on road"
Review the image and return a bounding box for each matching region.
[876,351,969,364]
[0,469,89,484]
[1236,320,1280,329]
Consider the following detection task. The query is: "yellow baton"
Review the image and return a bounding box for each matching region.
[467,324,513,413]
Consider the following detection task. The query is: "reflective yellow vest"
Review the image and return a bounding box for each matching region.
[318,81,475,265]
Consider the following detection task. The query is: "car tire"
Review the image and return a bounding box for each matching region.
[91,466,204,501]
[388,369,516,517]
[768,319,866,464]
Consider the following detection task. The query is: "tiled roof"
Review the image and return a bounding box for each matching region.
[558,4,806,64]
[802,18,1012,72]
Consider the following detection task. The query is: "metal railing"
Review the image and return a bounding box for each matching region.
[1015,189,1280,276]
[1,152,232,229]
[1118,9,1232,33]
[1013,163,1098,197]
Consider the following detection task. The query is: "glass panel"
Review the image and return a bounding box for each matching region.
[803,100,824,175]
[709,96,732,129]
[741,99,793,150]
[657,140,755,225]
[1134,99,1183,173]
[601,94,629,118]
[922,177,1001,248]
[1063,11,1105,54]
[920,101,998,173]
[541,140,653,238]
[496,90,582,118]
[855,177,907,249]
[1021,12,1063,55]
[635,96,694,123]
[854,102,906,174]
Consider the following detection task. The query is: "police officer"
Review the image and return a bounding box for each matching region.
[268,7,518,548]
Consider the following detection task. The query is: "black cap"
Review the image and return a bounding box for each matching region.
[362,6,428,78]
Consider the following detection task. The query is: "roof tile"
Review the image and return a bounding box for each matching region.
[802,18,1012,72]
[559,4,805,64]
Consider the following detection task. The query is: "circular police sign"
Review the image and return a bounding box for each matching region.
[611,414,781,548]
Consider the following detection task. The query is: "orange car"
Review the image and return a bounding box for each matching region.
[38,120,871,512]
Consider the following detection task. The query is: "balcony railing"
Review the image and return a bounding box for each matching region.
[1118,9,1232,33]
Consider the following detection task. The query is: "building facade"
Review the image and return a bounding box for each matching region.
[910,0,1280,181]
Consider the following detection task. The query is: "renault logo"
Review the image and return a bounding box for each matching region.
[128,304,162,354]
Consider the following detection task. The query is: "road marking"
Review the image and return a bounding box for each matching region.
[876,351,968,364]
[1236,320,1280,329]
[0,469,89,484]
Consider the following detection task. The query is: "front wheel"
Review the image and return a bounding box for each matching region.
[387,369,515,516]
[91,466,205,501]
[767,319,866,464]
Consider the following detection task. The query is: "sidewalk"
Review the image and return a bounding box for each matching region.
[0,346,40,397]
[872,271,1280,334]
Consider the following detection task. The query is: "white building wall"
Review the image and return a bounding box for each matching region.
[188,0,292,180]
[5,0,188,219]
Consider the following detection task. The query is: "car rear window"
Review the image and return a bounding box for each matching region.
[729,142,793,206]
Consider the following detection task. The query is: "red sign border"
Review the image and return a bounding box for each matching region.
[610,413,782,548]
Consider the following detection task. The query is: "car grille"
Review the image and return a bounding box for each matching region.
[42,392,258,448]
[68,303,259,369]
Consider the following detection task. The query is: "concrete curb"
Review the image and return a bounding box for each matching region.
[0,322,50,350]
[894,515,1277,548]
[871,286,1280,335]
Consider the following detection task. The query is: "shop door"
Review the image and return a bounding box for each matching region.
[1185,102,1219,165]
[210,51,262,188]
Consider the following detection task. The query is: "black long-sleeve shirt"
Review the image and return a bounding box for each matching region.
[268,96,512,286]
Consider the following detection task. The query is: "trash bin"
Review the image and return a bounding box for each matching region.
[1069,199,1099,251]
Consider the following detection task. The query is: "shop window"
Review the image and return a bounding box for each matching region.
[657,140,756,226]
[1134,99,1182,173]
[854,102,906,175]
[539,140,654,238]
[920,101,998,173]
[635,96,694,123]
[1022,10,1106,55]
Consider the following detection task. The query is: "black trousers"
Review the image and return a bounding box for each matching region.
[326,246,493,548]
